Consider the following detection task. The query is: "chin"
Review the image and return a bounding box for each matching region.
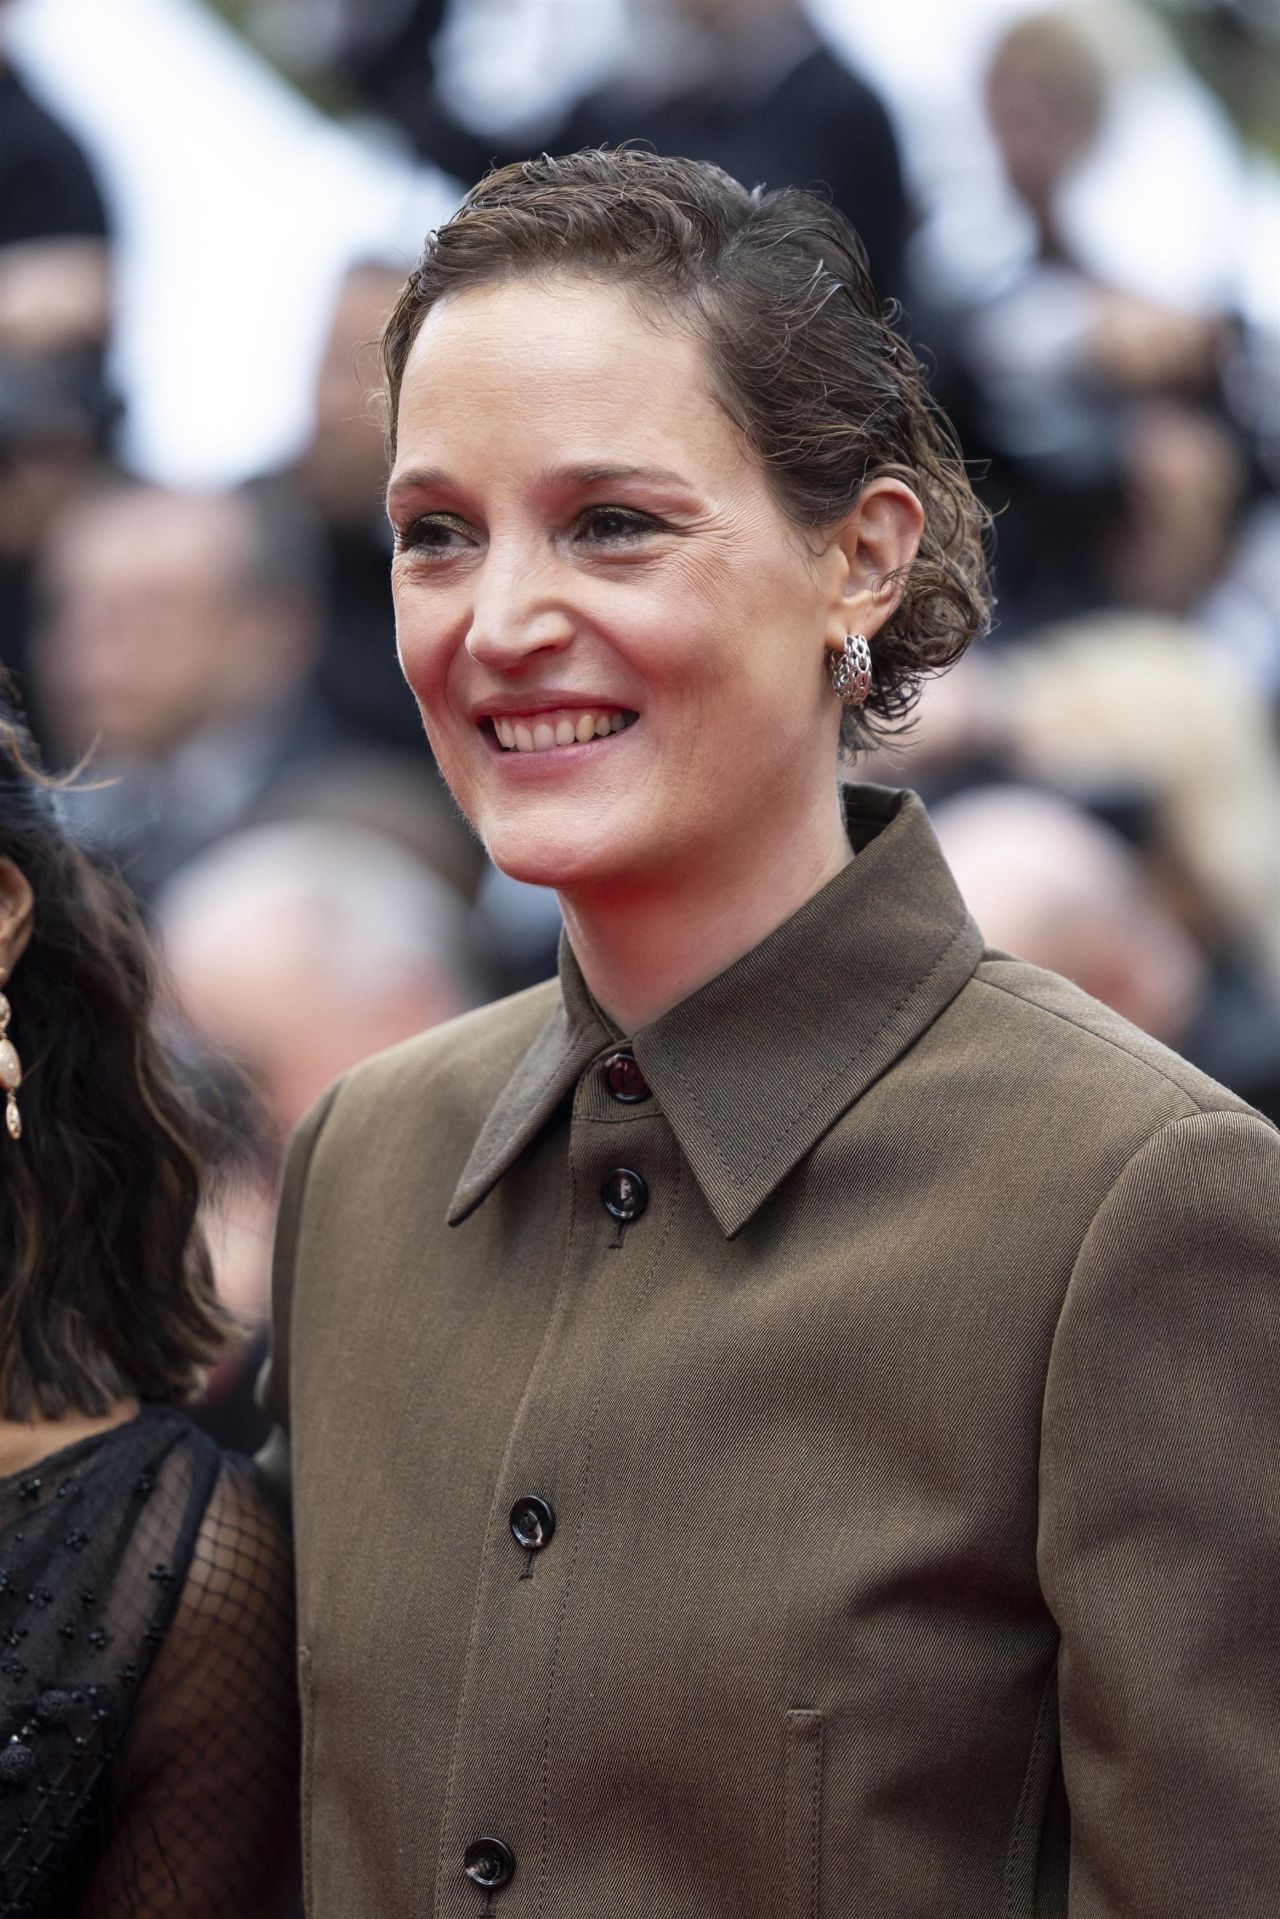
[481,816,638,895]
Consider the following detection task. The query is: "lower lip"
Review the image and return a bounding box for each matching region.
[481,723,639,774]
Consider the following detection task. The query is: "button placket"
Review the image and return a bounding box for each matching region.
[439,1073,673,1906]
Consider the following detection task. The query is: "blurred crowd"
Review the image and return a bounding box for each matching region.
[1,0,1277,1443]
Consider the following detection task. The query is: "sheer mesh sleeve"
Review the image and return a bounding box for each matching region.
[79,1458,301,1917]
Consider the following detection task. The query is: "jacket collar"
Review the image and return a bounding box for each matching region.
[448,785,983,1237]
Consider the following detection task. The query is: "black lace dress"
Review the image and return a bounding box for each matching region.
[0,1405,299,1916]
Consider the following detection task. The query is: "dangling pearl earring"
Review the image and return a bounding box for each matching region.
[0,980,22,1141]
[827,632,873,708]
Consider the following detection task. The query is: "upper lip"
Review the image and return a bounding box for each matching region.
[469,692,636,722]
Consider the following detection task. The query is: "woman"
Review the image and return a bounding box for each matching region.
[264,149,1280,1916]
[0,692,298,1914]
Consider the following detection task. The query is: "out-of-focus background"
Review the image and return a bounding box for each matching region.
[2,0,1277,1444]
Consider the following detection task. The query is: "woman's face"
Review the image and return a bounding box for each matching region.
[388,276,851,897]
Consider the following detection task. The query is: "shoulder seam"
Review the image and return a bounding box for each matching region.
[971,971,1225,1116]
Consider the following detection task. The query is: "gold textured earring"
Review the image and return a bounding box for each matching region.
[828,632,873,707]
[0,982,22,1141]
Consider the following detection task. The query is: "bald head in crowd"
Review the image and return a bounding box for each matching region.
[34,479,318,762]
[932,784,1206,1047]
[160,821,477,1143]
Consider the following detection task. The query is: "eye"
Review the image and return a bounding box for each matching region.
[575,505,664,545]
[395,513,476,558]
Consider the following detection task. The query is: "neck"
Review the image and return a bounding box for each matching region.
[0,1400,140,1480]
[560,787,852,1034]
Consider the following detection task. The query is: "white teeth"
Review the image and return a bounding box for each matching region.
[492,710,636,750]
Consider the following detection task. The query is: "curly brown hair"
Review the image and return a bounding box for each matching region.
[0,688,227,1420]
[381,146,992,745]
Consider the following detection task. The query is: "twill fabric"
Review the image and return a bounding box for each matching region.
[264,784,1280,1919]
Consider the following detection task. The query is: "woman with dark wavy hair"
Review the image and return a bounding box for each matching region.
[0,689,298,1916]
[265,149,1280,1916]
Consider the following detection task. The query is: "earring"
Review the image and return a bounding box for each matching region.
[828,632,873,708]
[0,986,21,1141]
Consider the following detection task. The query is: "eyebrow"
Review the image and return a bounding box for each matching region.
[385,466,448,512]
[386,461,696,512]
[552,463,693,490]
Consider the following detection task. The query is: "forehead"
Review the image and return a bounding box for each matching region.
[394,276,738,472]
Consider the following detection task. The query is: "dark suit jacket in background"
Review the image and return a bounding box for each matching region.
[552,42,911,307]
[266,784,1280,1917]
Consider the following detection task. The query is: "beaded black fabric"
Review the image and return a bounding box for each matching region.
[0,1405,299,1915]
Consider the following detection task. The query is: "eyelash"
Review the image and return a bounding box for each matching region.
[396,504,664,557]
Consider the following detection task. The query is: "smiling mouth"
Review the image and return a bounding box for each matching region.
[487,709,640,753]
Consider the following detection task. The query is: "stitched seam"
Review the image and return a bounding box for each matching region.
[784,1711,825,1919]
[656,918,975,1190]
[973,973,1222,1114]
[431,1160,579,1906]
[809,1715,825,1919]
[536,1155,685,1918]
[1001,1662,1058,1918]
[298,1645,316,1916]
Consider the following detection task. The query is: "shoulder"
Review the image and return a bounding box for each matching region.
[912,956,1280,1290]
[952,956,1276,1196]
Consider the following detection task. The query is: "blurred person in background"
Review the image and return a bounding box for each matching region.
[291,259,430,755]
[1003,613,1280,1002]
[30,474,338,903]
[0,0,116,726]
[304,0,910,304]
[541,0,912,305]
[159,818,479,1452]
[162,817,477,1149]
[933,782,1280,1122]
[868,607,1280,1115]
[0,687,298,1915]
[942,1,1272,643]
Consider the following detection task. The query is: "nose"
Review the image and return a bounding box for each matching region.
[464,546,575,673]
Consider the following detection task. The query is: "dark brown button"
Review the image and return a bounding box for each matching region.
[464,1836,515,1889]
[601,1168,648,1222]
[604,1050,649,1103]
[509,1496,555,1552]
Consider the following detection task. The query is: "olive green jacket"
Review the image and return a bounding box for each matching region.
[265,784,1280,1918]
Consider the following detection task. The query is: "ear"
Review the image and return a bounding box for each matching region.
[0,858,35,983]
[821,477,925,654]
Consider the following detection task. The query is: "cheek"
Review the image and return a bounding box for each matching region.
[393,586,455,703]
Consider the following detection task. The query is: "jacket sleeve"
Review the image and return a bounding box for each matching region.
[254,1079,344,1513]
[1037,1109,1280,1916]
